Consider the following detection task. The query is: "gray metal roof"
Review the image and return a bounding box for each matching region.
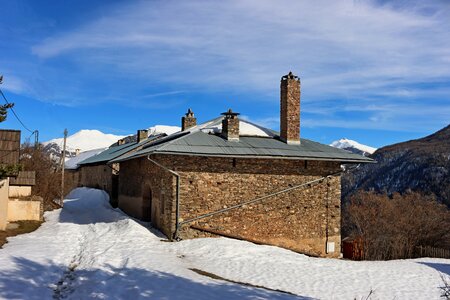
[79,134,166,165]
[111,125,374,163]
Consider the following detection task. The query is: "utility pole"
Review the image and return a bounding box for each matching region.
[61,129,68,205]
[34,130,39,149]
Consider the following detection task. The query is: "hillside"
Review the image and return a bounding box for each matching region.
[342,124,450,206]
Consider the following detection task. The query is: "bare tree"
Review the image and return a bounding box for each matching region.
[343,191,450,260]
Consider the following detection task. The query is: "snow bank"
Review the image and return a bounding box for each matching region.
[0,187,448,299]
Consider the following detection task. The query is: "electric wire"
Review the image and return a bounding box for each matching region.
[0,88,34,133]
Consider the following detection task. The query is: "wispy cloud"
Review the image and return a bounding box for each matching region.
[9,0,450,132]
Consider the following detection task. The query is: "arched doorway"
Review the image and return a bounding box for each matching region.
[142,187,152,222]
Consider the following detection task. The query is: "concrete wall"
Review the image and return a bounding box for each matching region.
[118,154,342,257]
[8,186,32,198]
[7,199,42,221]
[0,178,9,230]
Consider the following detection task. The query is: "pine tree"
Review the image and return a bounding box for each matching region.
[0,103,14,122]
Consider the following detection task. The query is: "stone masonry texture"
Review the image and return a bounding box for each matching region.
[79,165,114,197]
[280,72,301,144]
[222,116,240,141]
[117,154,342,257]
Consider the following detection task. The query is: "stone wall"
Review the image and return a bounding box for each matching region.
[280,72,301,144]
[79,165,113,196]
[65,170,81,195]
[117,154,342,257]
[117,157,176,238]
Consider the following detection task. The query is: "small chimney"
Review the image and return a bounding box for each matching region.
[137,129,148,143]
[182,108,197,131]
[118,138,126,145]
[280,71,301,145]
[75,149,81,156]
[221,108,240,141]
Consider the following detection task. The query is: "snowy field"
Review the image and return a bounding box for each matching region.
[0,188,448,299]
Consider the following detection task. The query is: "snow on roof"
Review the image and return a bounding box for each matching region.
[186,117,276,137]
[148,125,180,136]
[65,148,107,170]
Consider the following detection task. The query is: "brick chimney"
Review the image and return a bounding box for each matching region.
[221,109,240,141]
[182,108,197,131]
[137,129,148,143]
[280,71,301,145]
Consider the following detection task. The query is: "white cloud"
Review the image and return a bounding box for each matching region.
[24,0,450,130]
[32,1,450,86]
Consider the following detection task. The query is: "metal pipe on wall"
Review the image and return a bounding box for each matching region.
[146,156,181,240]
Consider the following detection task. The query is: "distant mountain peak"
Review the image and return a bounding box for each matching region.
[43,130,126,152]
[330,138,377,156]
[43,125,181,153]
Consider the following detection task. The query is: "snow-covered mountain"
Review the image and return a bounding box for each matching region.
[44,130,126,152]
[330,138,376,156]
[43,126,181,159]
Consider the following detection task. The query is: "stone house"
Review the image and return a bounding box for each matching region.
[110,72,373,257]
[75,132,166,206]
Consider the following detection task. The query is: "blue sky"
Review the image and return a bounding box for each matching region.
[0,0,449,148]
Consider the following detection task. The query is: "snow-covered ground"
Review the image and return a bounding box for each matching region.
[0,188,448,299]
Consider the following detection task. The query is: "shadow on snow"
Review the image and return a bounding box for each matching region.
[418,261,450,276]
[0,257,314,300]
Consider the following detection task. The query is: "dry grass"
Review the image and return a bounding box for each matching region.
[0,220,42,248]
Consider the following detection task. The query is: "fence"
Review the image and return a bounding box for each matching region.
[415,246,450,259]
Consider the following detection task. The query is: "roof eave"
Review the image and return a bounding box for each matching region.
[112,150,375,163]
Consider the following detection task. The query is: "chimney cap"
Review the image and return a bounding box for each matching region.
[185,108,195,117]
[281,71,299,81]
[221,108,240,118]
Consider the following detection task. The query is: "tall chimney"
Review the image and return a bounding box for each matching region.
[182,108,197,131]
[280,71,301,145]
[221,108,240,141]
[137,129,148,143]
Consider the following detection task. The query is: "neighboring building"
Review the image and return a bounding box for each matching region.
[64,148,107,194]
[109,72,373,258]
[76,132,166,206]
[0,130,41,230]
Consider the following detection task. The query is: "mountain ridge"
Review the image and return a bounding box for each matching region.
[342,124,450,206]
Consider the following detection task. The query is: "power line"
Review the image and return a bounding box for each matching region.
[0,88,34,134]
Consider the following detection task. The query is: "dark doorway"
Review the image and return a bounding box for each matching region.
[111,175,119,208]
[142,188,152,222]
